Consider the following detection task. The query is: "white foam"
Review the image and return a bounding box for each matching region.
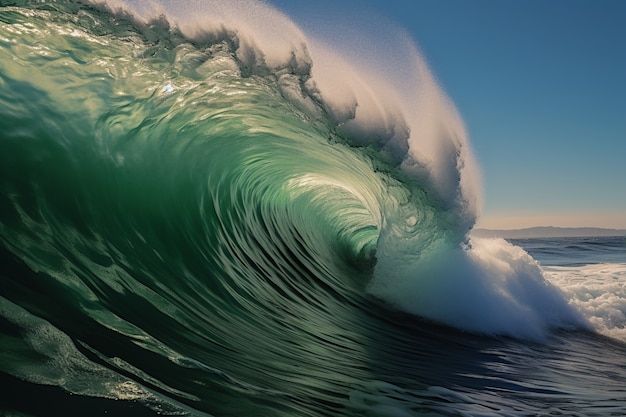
[369,237,589,340]
[543,263,626,342]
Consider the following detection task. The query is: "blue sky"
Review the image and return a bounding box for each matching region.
[271,0,626,229]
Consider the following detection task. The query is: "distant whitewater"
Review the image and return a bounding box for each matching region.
[1,1,625,416]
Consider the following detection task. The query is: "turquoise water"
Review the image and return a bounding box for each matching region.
[1,1,625,416]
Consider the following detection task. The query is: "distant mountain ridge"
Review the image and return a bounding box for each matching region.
[472,226,626,239]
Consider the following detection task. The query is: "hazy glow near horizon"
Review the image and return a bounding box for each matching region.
[475,213,626,231]
[271,0,626,230]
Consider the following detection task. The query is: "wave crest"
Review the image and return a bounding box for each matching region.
[0,0,588,343]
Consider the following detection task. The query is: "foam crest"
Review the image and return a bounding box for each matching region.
[96,0,480,222]
[305,27,481,223]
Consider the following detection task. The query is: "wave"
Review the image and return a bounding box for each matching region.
[0,0,624,416]
[0,1,604,413]
[0,0,587,339]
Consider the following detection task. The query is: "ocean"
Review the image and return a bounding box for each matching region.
[1,1,625,416]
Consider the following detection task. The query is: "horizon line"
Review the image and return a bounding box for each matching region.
[474,225,626,232]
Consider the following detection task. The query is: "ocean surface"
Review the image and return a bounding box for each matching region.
[1,1,625,416]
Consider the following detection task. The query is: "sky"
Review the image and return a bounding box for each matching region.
[270,0,626,230]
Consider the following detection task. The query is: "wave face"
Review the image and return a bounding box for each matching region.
[0,1,609,416]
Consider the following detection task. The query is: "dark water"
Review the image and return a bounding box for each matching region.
[511,236,626,266]
[1,1,625,416]
[2,237,626,416]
